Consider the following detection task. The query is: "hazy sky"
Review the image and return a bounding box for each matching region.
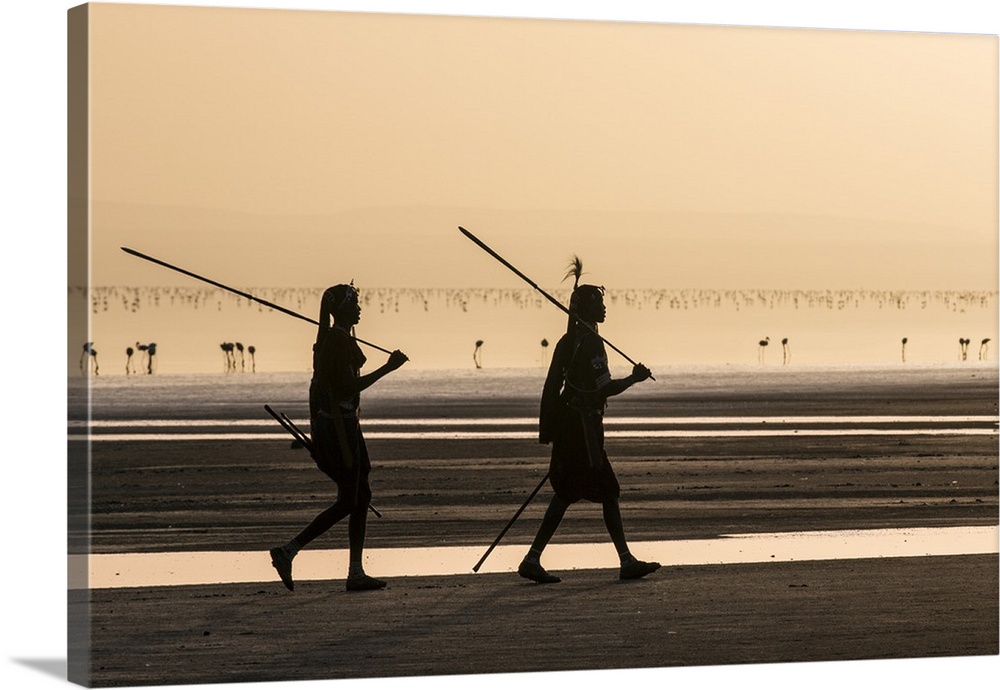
[85,3,997,291]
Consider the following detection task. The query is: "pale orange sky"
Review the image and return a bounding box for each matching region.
[85,3,998,290]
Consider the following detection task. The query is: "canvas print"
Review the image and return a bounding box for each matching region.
[68,3,998,688]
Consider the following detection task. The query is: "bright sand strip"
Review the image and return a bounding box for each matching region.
[72,525,998,589]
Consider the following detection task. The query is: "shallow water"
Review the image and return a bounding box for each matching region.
[71,412,998,443]
[70,360,1000,406]
[72,525,999,589]
[74,285,999,374]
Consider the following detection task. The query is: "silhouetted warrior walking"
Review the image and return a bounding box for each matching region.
[269,284,408,592]
[518,284,659,584]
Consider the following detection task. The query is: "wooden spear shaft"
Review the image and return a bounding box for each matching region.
[457,226,654,380]
[472,472,549,572]
[120,246,393,354]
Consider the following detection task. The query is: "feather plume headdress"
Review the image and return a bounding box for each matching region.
[563,255,584,289]
[563,255,605,332]
[563,255,584,333]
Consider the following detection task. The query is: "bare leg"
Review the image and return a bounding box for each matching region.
[347,501,368,573]
[529,494,568,554]
[269,484,356,592]
[602,498,631,562]
[344,484,385,591]
[293,500,351,548]
[518,494,568,583]
[604,497,662,580]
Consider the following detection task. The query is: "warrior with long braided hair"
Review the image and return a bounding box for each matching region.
[269,283,408,592]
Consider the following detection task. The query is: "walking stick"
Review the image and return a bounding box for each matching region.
[457,227,654,380]
[121,246,394,355]
[472,472,549,572]
[264,405,382,518]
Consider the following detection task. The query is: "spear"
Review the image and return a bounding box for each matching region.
[120,246,393,354]
[457,226,654,380]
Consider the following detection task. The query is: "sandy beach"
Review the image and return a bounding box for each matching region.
[68,364,999,687]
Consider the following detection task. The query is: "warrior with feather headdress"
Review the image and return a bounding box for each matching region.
[521,257,660,584]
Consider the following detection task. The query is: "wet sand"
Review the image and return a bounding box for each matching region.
[69,365,999,686]
[82,556,997,687]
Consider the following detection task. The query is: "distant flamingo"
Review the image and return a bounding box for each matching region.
[125,346,135,375]
[959,338,970,361]
[80,342,99,375]
[473,340,484,369]
[781,337,790,365]
[146,343,157,374]
[79,342,90,373]
[220,342,235,372]
[248,345,256,372]
[758,336,770,364]
[980,338,991,361]
[901,337,908,363]
[136,342,149,372]
[541,338,549,366]
[236,342,245,372]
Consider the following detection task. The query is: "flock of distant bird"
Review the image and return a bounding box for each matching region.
[898,336,990,364]
[475,339,550,369]
[126,342,157,374]
[520,336,989,368]
[77,340,256,375]
[753,336,990,365]
[219,342,257,373]
[756,337,792,365]
[77,335,994,376]
[959,337,990,362]
[79,341,157,376]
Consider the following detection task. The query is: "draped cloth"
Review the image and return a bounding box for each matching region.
[538,326,620,504]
